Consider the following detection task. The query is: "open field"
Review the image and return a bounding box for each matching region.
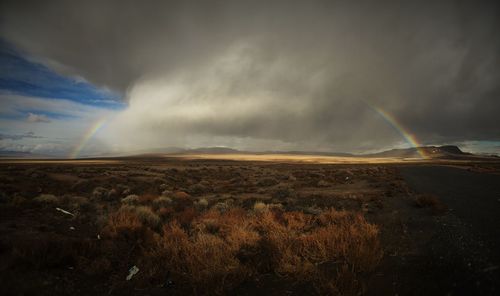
[0,155,499,295]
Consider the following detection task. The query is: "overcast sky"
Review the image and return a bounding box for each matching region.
[1,0,499,157]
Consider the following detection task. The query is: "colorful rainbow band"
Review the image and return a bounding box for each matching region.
[371,106,427,159]
[69,118,107,159]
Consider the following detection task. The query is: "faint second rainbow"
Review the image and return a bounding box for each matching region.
[371,106,428,159]
[69,118,108,159]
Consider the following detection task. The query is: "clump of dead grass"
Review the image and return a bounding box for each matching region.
[138,207,381,294]
[415,194,448,215]
[102,206,143,240]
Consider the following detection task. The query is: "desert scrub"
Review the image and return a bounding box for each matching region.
[134,206,161,228]
[257,177,279,187]
[103,205,161,240]
[194,198,209,209]
[253,201,268,213]
[121,194,139,205]
[272,184,293,199]
[63,195,90,212]
[152,196,172,209]
[188,183,208,195]
[212,201,230,212]
[92,187,108,200]
[139,207,381,295]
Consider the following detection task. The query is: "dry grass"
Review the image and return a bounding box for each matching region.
[137,207,381,295]
[102,206,143,240]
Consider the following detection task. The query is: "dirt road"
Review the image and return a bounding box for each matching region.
[400,165,500,295]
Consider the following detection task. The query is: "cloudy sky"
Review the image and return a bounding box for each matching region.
[1,0,499,157]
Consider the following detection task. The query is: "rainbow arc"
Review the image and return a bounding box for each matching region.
[69,118,107,159]
[370,106,427,159]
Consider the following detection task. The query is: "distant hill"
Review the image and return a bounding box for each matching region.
[184,147,241,154]
[77,145,499,160]
[364,145,482,159]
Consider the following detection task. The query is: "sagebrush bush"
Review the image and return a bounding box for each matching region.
[92,187,108,200]
[121,194,139,205]
[135,206,161,228]
[195,198,209,209]
[152,196,172,208]
[212,201,229,212]
[253,201,268,213]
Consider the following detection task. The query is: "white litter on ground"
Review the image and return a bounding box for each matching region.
[126,265,139,281]
[55,207,75,216]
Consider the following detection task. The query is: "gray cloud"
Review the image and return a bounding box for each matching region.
[0,131,41,140]
[1,0,499,152]
[27,112,51,123]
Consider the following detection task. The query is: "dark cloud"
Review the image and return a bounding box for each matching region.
[1,0,499,152]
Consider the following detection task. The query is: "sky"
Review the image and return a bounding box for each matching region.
[0,0,499,157]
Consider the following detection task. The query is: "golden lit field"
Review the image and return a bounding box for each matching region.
[171,153,423,164]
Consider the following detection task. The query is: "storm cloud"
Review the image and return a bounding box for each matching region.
[1,0,499,153]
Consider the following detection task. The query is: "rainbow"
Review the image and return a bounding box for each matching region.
[370,106,427,159]
[69,118,108,159]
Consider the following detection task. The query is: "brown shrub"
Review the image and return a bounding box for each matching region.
[139,207,381,295]
[415,194,448,215]
[253,209,382,293]
[142,221,249,294]
[138,194,157,204]
[172,191,190,199]
[174,207,198,227]
[102,207,143,240]
[157,206,175,219]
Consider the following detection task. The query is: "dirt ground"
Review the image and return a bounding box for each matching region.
[0,156,499,295]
